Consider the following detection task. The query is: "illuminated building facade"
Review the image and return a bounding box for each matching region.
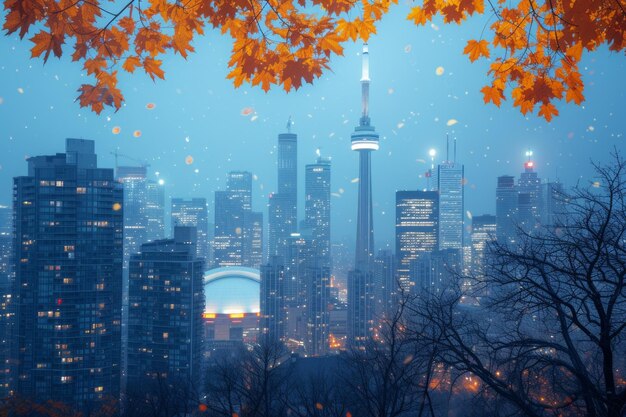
[171,198,209,265]
[127,227,204,387]
[12,139,123,410]
[395,190,439,291]
[304,157,331,271]
[470,214,496,277]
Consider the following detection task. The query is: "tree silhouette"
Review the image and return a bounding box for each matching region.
[3,0,624,118]
[412,152,626,417]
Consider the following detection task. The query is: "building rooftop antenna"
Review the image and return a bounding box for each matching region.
[286,116,293,133]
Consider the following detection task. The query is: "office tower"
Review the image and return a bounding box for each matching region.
[171,198,209,264]
[517,154,542,233]
[348,43,379,347]
[245,211,263,269]
[268,121,298,261]
[12,139,122,409]
[470,214,496,277]
[214,172,262,268]
[304,157,332,271]
[395,191,439,291]
[117,166,148,268]
[412,249,462,295]
[260,257,285,344]
[373,250,396,319]
[496,175,517,245]
[127,226,204,389]
[145,179,165,242]
[543,181,566,227]
[437,140,464,250]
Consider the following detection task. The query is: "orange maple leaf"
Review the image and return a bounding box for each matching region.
[464,39,490,62]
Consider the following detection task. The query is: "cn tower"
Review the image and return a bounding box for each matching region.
[348,43,379,347]
[352,43,379,271]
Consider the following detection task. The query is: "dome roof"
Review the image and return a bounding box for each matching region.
[204,267,260,314]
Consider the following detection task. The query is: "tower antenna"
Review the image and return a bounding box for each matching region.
[446,134,449,162]
[286,116,293,133]
[454,138,457,163]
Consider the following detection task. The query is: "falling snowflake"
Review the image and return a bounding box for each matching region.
[446,119,458,126]
[435,66,445,76]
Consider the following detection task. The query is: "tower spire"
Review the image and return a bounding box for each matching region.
[360,43,370,125]
[286,116,293,133]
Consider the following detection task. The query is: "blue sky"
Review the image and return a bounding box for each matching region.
[0,4,624,251]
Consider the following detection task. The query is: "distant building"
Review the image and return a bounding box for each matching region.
[470,214,496,277]
[171,198,209,264]
[12,139,122,410]
[260,257,285,344]
[127,227,204,388]
[496,175,517,245]
[437,159,464,250]
[412,249,462,296]
[268,122,298,262]
[542,181,566,227]
[214,172,262,269]
[517,158,542,233]
[373,250,396,319]
[144,179,165,242]
[395,190,439,291]
[304,157,332,271]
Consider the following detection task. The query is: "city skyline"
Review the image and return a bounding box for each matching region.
[1,9,622,251]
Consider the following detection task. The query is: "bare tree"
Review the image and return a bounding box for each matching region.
[342,292,439,417]
[204,339,291,417]
[413,152,626,417]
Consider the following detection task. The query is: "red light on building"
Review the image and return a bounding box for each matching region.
[525,161,534,169]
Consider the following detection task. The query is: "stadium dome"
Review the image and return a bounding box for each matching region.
[204,267,260,314]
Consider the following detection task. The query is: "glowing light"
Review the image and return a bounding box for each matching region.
[111,126,121,135]
[229,313,245,319]
[351,140,380,151]
[202,313,216,319]
[158,179,165,186]
[185,155,194,165]
[592,181,600,188]
[235,227,242,235]
[112,203,122,211]
[525,150,533,157]
[429,149,437,157]
[133,130,142,138]
[17,87,24,94]
[250,115,258,122]
[435,66,445,76]
[525,161,534,168]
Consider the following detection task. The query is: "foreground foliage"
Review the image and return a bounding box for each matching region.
[3,0,624,119]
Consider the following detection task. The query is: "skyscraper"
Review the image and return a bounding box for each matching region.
[145,179,165,242]
[127,226,204,389]
[517,153,542,233]
[12,139,123,410]
[496,175,517,245]
[171,198,209,264]
[373,250,396,319]
[260,257,285,344]
[543,181,566,227]
[117,166,148,269]
[0,205,11,397]
[304,156,331,270]
[470,214,496,277]
[437,141,464,250]
[214,172,262,268]
[395,191,439,291]
[268,120,298,261]
[348,43,379,347]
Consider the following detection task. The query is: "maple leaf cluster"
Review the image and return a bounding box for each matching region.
[2,0,624,120]
[408,0,626,121]
[2,0,396,114]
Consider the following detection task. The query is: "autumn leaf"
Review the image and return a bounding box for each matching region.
[464,39,490,62]
[407,6,429,26]
[538,102,559,121]
[123,56,141,73]
[481,85,505,106]
[143,57,165,81]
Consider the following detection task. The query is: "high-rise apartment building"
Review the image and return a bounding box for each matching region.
[12,139,123,410]
[517,156,542,234]
[260,257,285,344]
[127,227,204,389]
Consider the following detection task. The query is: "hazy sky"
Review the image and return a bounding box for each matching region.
[1,5,624,251]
